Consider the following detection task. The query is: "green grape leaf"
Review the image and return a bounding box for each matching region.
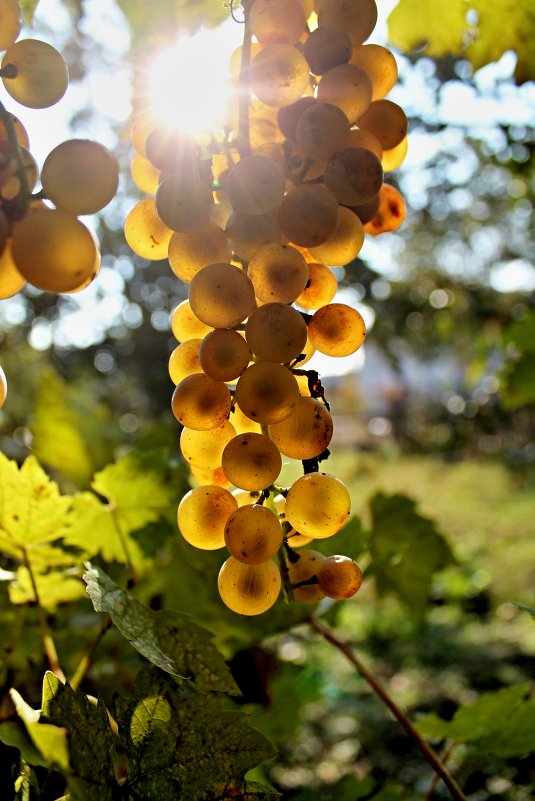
[0,721,47,767]
[31,368,94,487]
[514,602,535,620]
[9,686,69,771]
[0,453,71,560]
[116,0,229,43]
[387,0,467,58]
[416,683,535,757]
[503,310,535,353]
[368,493,455,620]
[9,566,85,611]
[501,356,535,409]
[115,667,277,801]
[20,0,40,23]
[84,564,238,694]
[314,516,368,561]
[39,672,119,801]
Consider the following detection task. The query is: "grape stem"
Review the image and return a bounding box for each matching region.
[237,0,253,157]
[309,616,468,801]
[0,100,31,216]
[21,547,66,682]
[69,613,112,691]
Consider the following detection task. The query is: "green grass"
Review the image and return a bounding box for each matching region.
[326,449,535,605]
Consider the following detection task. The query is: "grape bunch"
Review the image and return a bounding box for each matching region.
[0,0,119,408]
[125,0,407,615]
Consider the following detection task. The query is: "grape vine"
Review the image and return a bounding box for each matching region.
[125,0,408,616]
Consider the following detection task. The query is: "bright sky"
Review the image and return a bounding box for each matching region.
[0,0,533,371]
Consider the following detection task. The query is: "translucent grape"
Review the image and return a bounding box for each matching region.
[180,419,237,469]
[198,328,251,382]
[221,432,282,491]
[1,39,68,109]
[296,102,350,162]
[225,154,286,216]
[317,64,373,124]
[232,489,263,507]
[188,263,256,328]
[129,111,155,157]
[248,242,309,304]
[41,140,119,215]
[226,210,282,260]
[178,485,237,550]
[229,42,262,80]
[171,373,231,430]
[317,555,363,599]
[349,192,380,224]
[11,208,97,293]
[324,146,383,205]
[277,96,317,141]
[308,303,366,356]
[288,549,326,603]
[250,0,306,45]
[224,504,283,564]
[236,362,300,425]
[364,183,406,235]
[347,127,383,160]
[357,99,408,151]
[279,184,340,249]
[0,113,29,149]
[130,153,160,195]
[171,300,213,342]
[250,44,310,108]
[144,127,197,172]
[381,135,408,172]
[304,27,352,75]
[0,364,6,408]
[268,396,333,459]
[0,241,25,299]
[295,262,337,310]
[155,170,213,233]
[245,303,308,363]
[309,206,364,266]
[0,0,21,51]
[190,464,230,488]
[124,197,172,260]
[230,402,262,435]
[218,557,281,615]
[285,472,351,538]
[168,222,231,283]
[350,43,398,100]
[168,340,203,385]
[317,0,378,46]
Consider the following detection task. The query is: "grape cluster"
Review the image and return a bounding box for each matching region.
[0,0,119,408]
[125,0,407,615]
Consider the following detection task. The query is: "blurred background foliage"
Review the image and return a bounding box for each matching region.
[0,0,534,799]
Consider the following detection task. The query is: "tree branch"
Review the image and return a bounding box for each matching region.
[309,616,467,801]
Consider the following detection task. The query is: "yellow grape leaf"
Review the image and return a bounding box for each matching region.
[91,451,173,533]
[387,0,468,58]
[32,368,94,487]
[64,493,148,571]
[9,567,85,611]
[388,0,535,82]
[10,687,69,771]
[469,0,535,83]
[0,453,71,560]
